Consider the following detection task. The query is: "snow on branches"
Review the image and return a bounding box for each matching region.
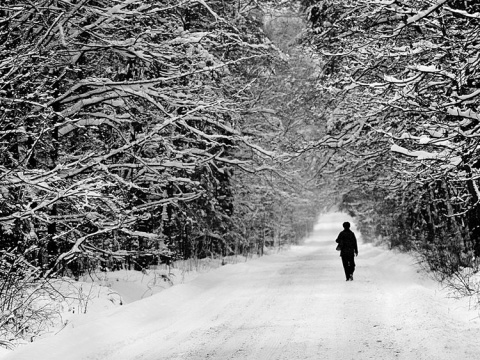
[0,0,279,281]
[303,0,480,264]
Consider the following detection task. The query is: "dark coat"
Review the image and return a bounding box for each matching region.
[336,229,358,257]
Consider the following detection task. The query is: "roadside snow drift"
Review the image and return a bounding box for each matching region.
[3,212,480,360]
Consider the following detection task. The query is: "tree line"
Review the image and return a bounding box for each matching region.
[300,0,480,283]
[0,0,321,276]
[9,0,480,345]
[0,0,325,342]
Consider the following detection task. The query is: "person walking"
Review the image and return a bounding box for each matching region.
[335,222,358,281]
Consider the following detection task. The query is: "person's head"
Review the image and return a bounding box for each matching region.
[343,222,350,229]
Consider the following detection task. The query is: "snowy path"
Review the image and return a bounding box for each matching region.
[5,213,480,360]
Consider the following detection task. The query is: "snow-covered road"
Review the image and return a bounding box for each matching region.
[5,213,480,360]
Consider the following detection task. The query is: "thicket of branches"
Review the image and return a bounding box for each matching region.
[11,0,480,345]
[302,0,480,282]
[0,0,324,344]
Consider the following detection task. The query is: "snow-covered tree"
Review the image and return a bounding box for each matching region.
[302,0,480,271]
[0,0,283,274]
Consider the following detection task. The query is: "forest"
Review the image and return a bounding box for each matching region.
[2,0,480,348]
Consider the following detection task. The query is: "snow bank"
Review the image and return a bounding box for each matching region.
[3,212,480,360]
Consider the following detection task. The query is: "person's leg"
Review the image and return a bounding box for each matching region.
[342,256,350,280]
[341,256,349,280]
[348,255,356,280]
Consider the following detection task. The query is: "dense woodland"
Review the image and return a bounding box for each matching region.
[2,0,480,347]
[0,0,322,275]
[300,0,480,280]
